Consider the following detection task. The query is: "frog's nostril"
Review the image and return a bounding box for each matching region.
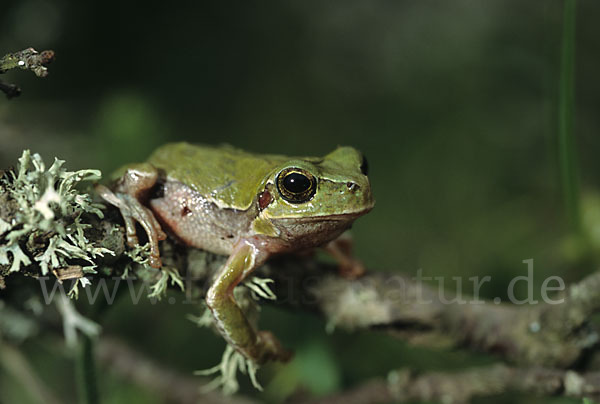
[347,182,358,191]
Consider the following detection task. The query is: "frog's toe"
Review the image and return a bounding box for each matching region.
[337,259,366,279]
[148,213,167,241]
[121,215,140,246]
[148,255,162,269]
[257,330,293,364]
[124,232,140,248]
[97,185,166,268]
[324,236,367,279]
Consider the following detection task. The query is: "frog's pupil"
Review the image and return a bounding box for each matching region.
[284,172,311,194]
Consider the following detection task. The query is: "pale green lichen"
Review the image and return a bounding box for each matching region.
[56,294,100,348]
[148,265,185,299]
[67,277,93,300]
[124,242,153,266]
[195,344,262,394]
[0,218,10,234]
[186,305,215,328]
[0,150,113,285]
[322,279,389,334]
[119,242,154,281]
[245,276,277,301]
[123,240,186,299]
[0,243,31,273]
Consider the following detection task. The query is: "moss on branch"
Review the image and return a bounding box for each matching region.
[0,47,55,99]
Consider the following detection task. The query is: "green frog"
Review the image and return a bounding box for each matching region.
[96,142,374,364]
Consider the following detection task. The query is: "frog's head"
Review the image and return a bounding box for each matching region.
[254,146,374,244]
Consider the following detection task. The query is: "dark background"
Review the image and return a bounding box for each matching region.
[1,1,599,403]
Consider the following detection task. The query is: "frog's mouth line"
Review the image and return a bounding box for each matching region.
[281,205,374,222]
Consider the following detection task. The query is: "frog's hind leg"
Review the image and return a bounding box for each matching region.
[95,165,166,268]
[120,193,166,267]
[206,239,292,364]
[97,186,140,245]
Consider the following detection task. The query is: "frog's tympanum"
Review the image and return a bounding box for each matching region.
[97,142,374,364]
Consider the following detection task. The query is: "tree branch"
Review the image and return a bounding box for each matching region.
[2,154,600,402]
[264,259,600,369]
[304,364,600,404]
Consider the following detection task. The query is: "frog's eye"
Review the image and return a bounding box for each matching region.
[276,168,317,204]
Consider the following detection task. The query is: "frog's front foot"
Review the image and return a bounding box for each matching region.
[255,331,293,364]
[324,236,366,279]
[95,184,166,268]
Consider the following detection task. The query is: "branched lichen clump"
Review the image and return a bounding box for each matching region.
[0,150,114,291]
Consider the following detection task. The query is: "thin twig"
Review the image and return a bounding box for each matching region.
[96,336,257,404]
[557,0,580,233]
[0,47,55,99]
[0,48,55,77]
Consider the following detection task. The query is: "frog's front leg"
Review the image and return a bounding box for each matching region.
[323,234,366,279]
[95,163,166,268]
[206,239,292,364]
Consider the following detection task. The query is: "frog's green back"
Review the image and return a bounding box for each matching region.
[147,142,288,210]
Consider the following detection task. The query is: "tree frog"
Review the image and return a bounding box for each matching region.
[96,142,374,364]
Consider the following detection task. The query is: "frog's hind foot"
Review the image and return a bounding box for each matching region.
[256,330,293,363]
[95,184,166,268]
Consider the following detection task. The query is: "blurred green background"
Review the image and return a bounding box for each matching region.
[1,1,599,403]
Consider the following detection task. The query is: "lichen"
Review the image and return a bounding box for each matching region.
[56,294,100,348]
[147,265,185,299]
[195,344,262,394]
[245,276,277,301]
[0,150,114,290]
[123,242,153,266]
[0,243,31,273]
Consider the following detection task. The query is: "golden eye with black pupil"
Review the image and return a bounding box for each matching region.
[276,168,317,203]
[360,154,369,176]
